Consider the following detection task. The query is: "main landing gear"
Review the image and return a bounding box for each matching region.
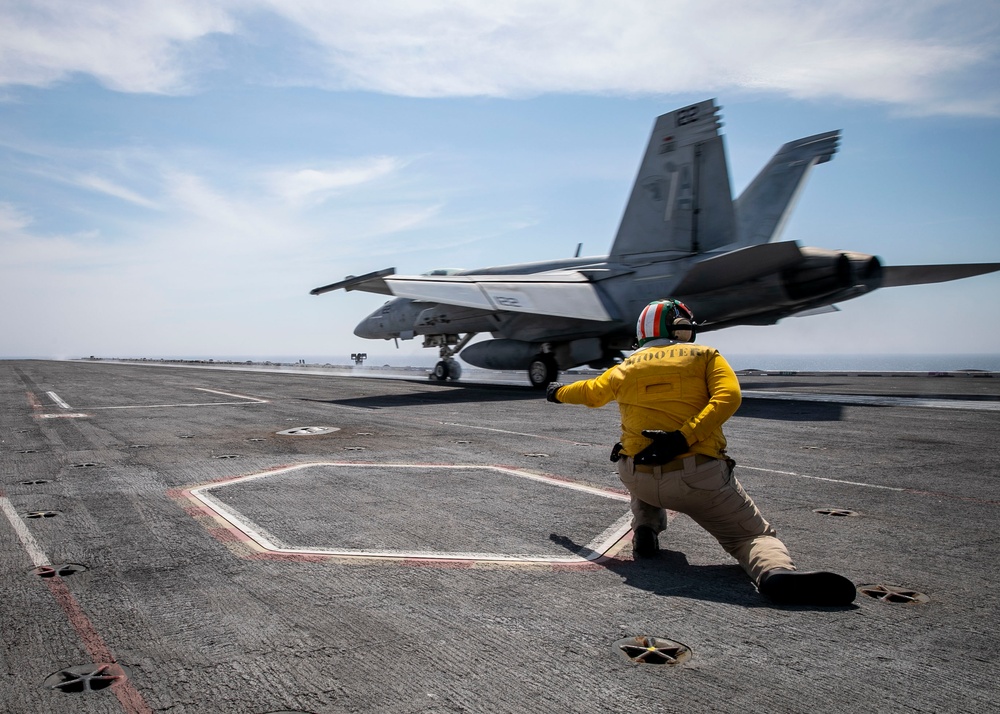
[432,358,462,382]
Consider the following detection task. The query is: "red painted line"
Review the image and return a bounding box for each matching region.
[45,576,153,714]
[400,557,476,569]
[206,526,245,544]
[26,391,42,411]
[248,552,328,563]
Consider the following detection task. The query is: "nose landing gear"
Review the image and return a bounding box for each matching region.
[427,333,475,382]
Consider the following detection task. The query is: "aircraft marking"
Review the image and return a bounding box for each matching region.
[676,104,701,126]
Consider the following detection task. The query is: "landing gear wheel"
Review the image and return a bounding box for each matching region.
[432,359,462,381]
[528,354,558,389]
[433,360,450,381]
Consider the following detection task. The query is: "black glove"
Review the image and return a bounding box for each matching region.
[545,383,563,403]
[633,430,688,465]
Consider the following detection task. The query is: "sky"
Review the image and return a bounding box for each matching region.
[1,1,999,366]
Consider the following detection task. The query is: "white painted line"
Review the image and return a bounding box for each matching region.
[88,403,254,410]
[193,387,268,403]
[742,390,1000,412]
[489,466,630,501]
[441,421,551,439]
[740,465,907,492]
[46,391,71,409]
[440,421,594,446]
[1,496,51,568]
[585,512,634,556]
[84,387,269,410]
[188,462,631,564]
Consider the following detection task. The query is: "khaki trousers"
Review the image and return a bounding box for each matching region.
[617,455,794,584]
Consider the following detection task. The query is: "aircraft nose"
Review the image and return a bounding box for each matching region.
[353,318,378,339]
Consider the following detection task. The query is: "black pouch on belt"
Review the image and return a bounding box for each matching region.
[610,442,624,462]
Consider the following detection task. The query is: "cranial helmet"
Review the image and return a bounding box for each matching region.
[636,299,695,347]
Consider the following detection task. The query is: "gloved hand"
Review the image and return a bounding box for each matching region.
[545,383,563,403]
[633,430,688,465]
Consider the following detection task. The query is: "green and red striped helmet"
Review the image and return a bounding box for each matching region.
[636,299,695,347]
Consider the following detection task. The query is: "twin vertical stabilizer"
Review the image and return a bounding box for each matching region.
[609,99,736,263]
[733,130,841,248]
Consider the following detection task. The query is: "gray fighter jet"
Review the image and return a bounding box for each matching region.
[311,99,999,388]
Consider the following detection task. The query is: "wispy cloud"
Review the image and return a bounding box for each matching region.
[0,0,235,93]
[266,156,406,207]
[0,202,105,269]
[0,144,452,280]
[0,202,32,233]
[1,1,997,115]
[72,174,161,209]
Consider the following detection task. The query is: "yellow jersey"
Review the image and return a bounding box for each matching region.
[554,342,741,459]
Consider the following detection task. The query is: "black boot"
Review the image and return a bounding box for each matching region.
[632,526,659,559]
[758,569,856,606]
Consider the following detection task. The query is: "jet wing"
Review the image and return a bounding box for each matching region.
[314,269,615,322]
[880,263,1000,288]
[385,272,614,322]
[310,268,396,296]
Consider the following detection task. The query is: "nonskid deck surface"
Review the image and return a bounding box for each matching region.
[2,359,998,713]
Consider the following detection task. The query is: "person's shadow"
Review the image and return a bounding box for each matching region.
[549,533,858,610]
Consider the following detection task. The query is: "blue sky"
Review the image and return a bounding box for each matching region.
[1,1,998,363]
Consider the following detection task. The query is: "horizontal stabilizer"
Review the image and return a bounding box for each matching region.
[672,241,804,295]
[310,268,396,296]
[880,263,1000,288]
[791,305,840,318]
[385,272,613,322]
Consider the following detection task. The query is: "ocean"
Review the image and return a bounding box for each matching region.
[720,354,1000,373]
[111,353,1000,373]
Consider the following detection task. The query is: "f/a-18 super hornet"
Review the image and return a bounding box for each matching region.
[311,99,999,388]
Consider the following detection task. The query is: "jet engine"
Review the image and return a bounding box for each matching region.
[781,248,882,300]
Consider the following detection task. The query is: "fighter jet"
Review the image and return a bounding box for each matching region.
[311,99,999,388]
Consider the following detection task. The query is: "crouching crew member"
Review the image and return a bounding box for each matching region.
[546,299,856,606]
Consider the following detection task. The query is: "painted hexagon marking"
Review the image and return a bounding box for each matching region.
[185,462,630,564]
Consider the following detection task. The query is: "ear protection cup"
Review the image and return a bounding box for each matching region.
[670,318,694,343]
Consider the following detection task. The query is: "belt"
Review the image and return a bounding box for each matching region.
[632,454,716,474]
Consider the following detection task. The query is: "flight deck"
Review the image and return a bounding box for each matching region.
[2,359,998,713]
